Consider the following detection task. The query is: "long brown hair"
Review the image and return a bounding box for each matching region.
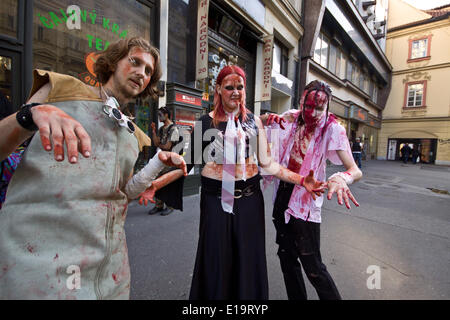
[94,37,162,100]
[212,65,248,127]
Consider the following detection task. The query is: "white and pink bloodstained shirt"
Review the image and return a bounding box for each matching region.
[264,109,353,224]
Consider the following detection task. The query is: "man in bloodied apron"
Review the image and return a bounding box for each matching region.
[0,37,186,299]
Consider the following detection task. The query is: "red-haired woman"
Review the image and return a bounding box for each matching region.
[138,65,325,300]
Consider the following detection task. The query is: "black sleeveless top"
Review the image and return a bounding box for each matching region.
[352,141,362,152]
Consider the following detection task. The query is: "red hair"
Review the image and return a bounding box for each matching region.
[212,65,248,127]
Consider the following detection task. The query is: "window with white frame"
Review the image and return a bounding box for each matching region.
[406,83,424,107]
[410,39,428,59]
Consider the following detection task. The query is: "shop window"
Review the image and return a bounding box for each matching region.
[7,15,14,30]
[205,42,254,109]
[408,36,431,62]
[404,81,426,108]
[33,0,153,86]
[0,0,18,38]
[167,0,198,85]
[0,55,12,111]
[33,0,155,133]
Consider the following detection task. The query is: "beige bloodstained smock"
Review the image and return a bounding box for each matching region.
[0,70,150,299]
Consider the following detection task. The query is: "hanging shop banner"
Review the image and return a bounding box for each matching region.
[196,0,209,80]
[261,34,274,101]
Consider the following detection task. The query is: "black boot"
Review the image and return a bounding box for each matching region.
[148,206,163,215]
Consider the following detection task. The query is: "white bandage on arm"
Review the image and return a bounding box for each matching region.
[124,151,166,199]
[328,171,354,185]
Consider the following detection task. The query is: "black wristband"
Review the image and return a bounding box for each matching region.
[16,103,41,131]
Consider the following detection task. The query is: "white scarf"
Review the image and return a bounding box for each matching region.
[221,111,247,214]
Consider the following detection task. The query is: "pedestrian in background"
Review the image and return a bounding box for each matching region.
[401,143,411,164]
[351,137,363,169]
[149,106,181,215]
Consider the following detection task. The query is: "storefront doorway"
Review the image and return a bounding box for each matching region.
[388,138,437,164]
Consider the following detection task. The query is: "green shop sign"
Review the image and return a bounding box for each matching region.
[37,5,130,86]
[37,5,128,52]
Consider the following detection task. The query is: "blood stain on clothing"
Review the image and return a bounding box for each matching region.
[0,263,16,280]
[55,188,65,199]
[26,243,35,253]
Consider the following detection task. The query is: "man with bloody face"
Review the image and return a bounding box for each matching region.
[261,80,362,299]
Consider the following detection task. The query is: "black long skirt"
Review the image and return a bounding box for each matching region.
[189,174,269,300]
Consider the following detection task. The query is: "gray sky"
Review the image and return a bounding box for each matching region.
[402,0,450,9]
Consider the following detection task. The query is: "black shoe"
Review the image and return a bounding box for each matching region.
[148,207,163,215]
[160,208,174,216]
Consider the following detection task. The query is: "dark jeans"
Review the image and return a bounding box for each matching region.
[272,181,341,300]
[352,152,362,168]
[403,154,410,164]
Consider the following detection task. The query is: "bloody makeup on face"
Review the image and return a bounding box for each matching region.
[219,74,245,113]
[302,90,328,126]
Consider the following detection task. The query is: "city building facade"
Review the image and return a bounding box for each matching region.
[299,0,392,160]
[378,0,450,165]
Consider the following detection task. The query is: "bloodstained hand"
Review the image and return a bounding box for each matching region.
[302,170,326,201]
[31,104,91,164]
[326,176,360,209]
[138,184,157,206]
[158,151,187,176]
[137,168,185,206]
[267,114,286,130]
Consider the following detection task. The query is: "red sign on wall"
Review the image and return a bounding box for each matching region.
[175,93,202,106]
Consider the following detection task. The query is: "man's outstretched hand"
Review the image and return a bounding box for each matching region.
[158,151,187,176]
